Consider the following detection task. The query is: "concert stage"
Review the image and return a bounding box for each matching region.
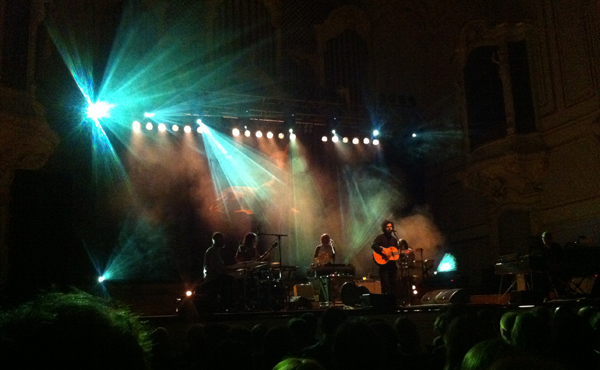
[104,279,600,353]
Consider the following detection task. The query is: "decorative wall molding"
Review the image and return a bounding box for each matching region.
[459,136,549,204]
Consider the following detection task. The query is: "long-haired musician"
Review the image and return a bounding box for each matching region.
[314,233,336,265]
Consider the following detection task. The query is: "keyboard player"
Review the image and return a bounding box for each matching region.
[201,232,235,309]
[314,233,336,265]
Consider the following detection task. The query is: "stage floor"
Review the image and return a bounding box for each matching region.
[104,281,600,360]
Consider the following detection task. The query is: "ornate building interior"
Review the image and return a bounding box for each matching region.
[1,0,599,300]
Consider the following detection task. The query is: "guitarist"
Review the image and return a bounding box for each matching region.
[371,220,399,298]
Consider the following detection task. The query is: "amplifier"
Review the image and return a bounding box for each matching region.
[355,279,381,294]
[294,284,316,299]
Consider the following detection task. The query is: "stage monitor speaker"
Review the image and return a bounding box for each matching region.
[360,293,396,309]
[420,288,469,304]
[567,276,599,297]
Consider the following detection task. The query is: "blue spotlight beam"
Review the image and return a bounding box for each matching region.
[200,125,286,221]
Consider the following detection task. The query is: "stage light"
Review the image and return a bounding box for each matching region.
[158,123,167,132]
[343,137,349,143]
[132,121,141,131]
[290,132,297,141]
[98,276,106,283]
[244,129,251,137]
[197,126,203,134]
[145,122,153,130]
[278,133,284,139]
[363,138,370,144]
[352,138,359,144]
[332,130,336,134]
[185,290,193,297]
[266,131,273,139]
[172,125,179,132]
[412,133,417,138]
[322,136,328,142]
[232,128,240,136]
[184,125,192,133]
[144,112,155,118]
[373,129,379,136]
[332,136,339,143]
[196,119,202,125]
[438,253,457,272]
[256,130,263,138]
[86,100,114,120]
[373,139,380,145]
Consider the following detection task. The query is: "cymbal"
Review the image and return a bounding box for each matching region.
[230,261,267,270]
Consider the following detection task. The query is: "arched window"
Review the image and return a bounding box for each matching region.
[212,0,276,78]
[324,29,368,105]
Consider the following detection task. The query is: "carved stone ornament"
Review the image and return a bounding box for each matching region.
[460,149,548,203]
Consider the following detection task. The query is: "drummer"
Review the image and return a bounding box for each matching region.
[235,232,271,263]
[397,238,414,265]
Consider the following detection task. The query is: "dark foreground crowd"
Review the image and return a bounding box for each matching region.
[1,291,600,370]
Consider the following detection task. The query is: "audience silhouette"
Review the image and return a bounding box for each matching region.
[0,290,152,370]
[7,292,600,370]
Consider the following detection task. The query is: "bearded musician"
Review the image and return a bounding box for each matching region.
[371,220,399,297]
[314,233,336,265]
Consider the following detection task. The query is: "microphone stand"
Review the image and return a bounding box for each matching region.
[392,230,406,304]
[258,233,288,278]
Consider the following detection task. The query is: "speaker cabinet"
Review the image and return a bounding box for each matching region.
[360,293,396,309]
[420,288,469,304]
[355,279,381,294]
[294,284,315,299]
[567,276,599,296]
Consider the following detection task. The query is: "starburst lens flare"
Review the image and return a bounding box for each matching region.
[86,101,114,120]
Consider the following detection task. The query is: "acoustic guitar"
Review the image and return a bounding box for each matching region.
[373,246,403,265]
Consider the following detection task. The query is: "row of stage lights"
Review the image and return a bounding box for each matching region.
[132,119,381,145]
[232,127,380,145]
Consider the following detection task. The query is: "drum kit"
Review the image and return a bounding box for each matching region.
[396,247,435,304]
[226,261,292,311]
